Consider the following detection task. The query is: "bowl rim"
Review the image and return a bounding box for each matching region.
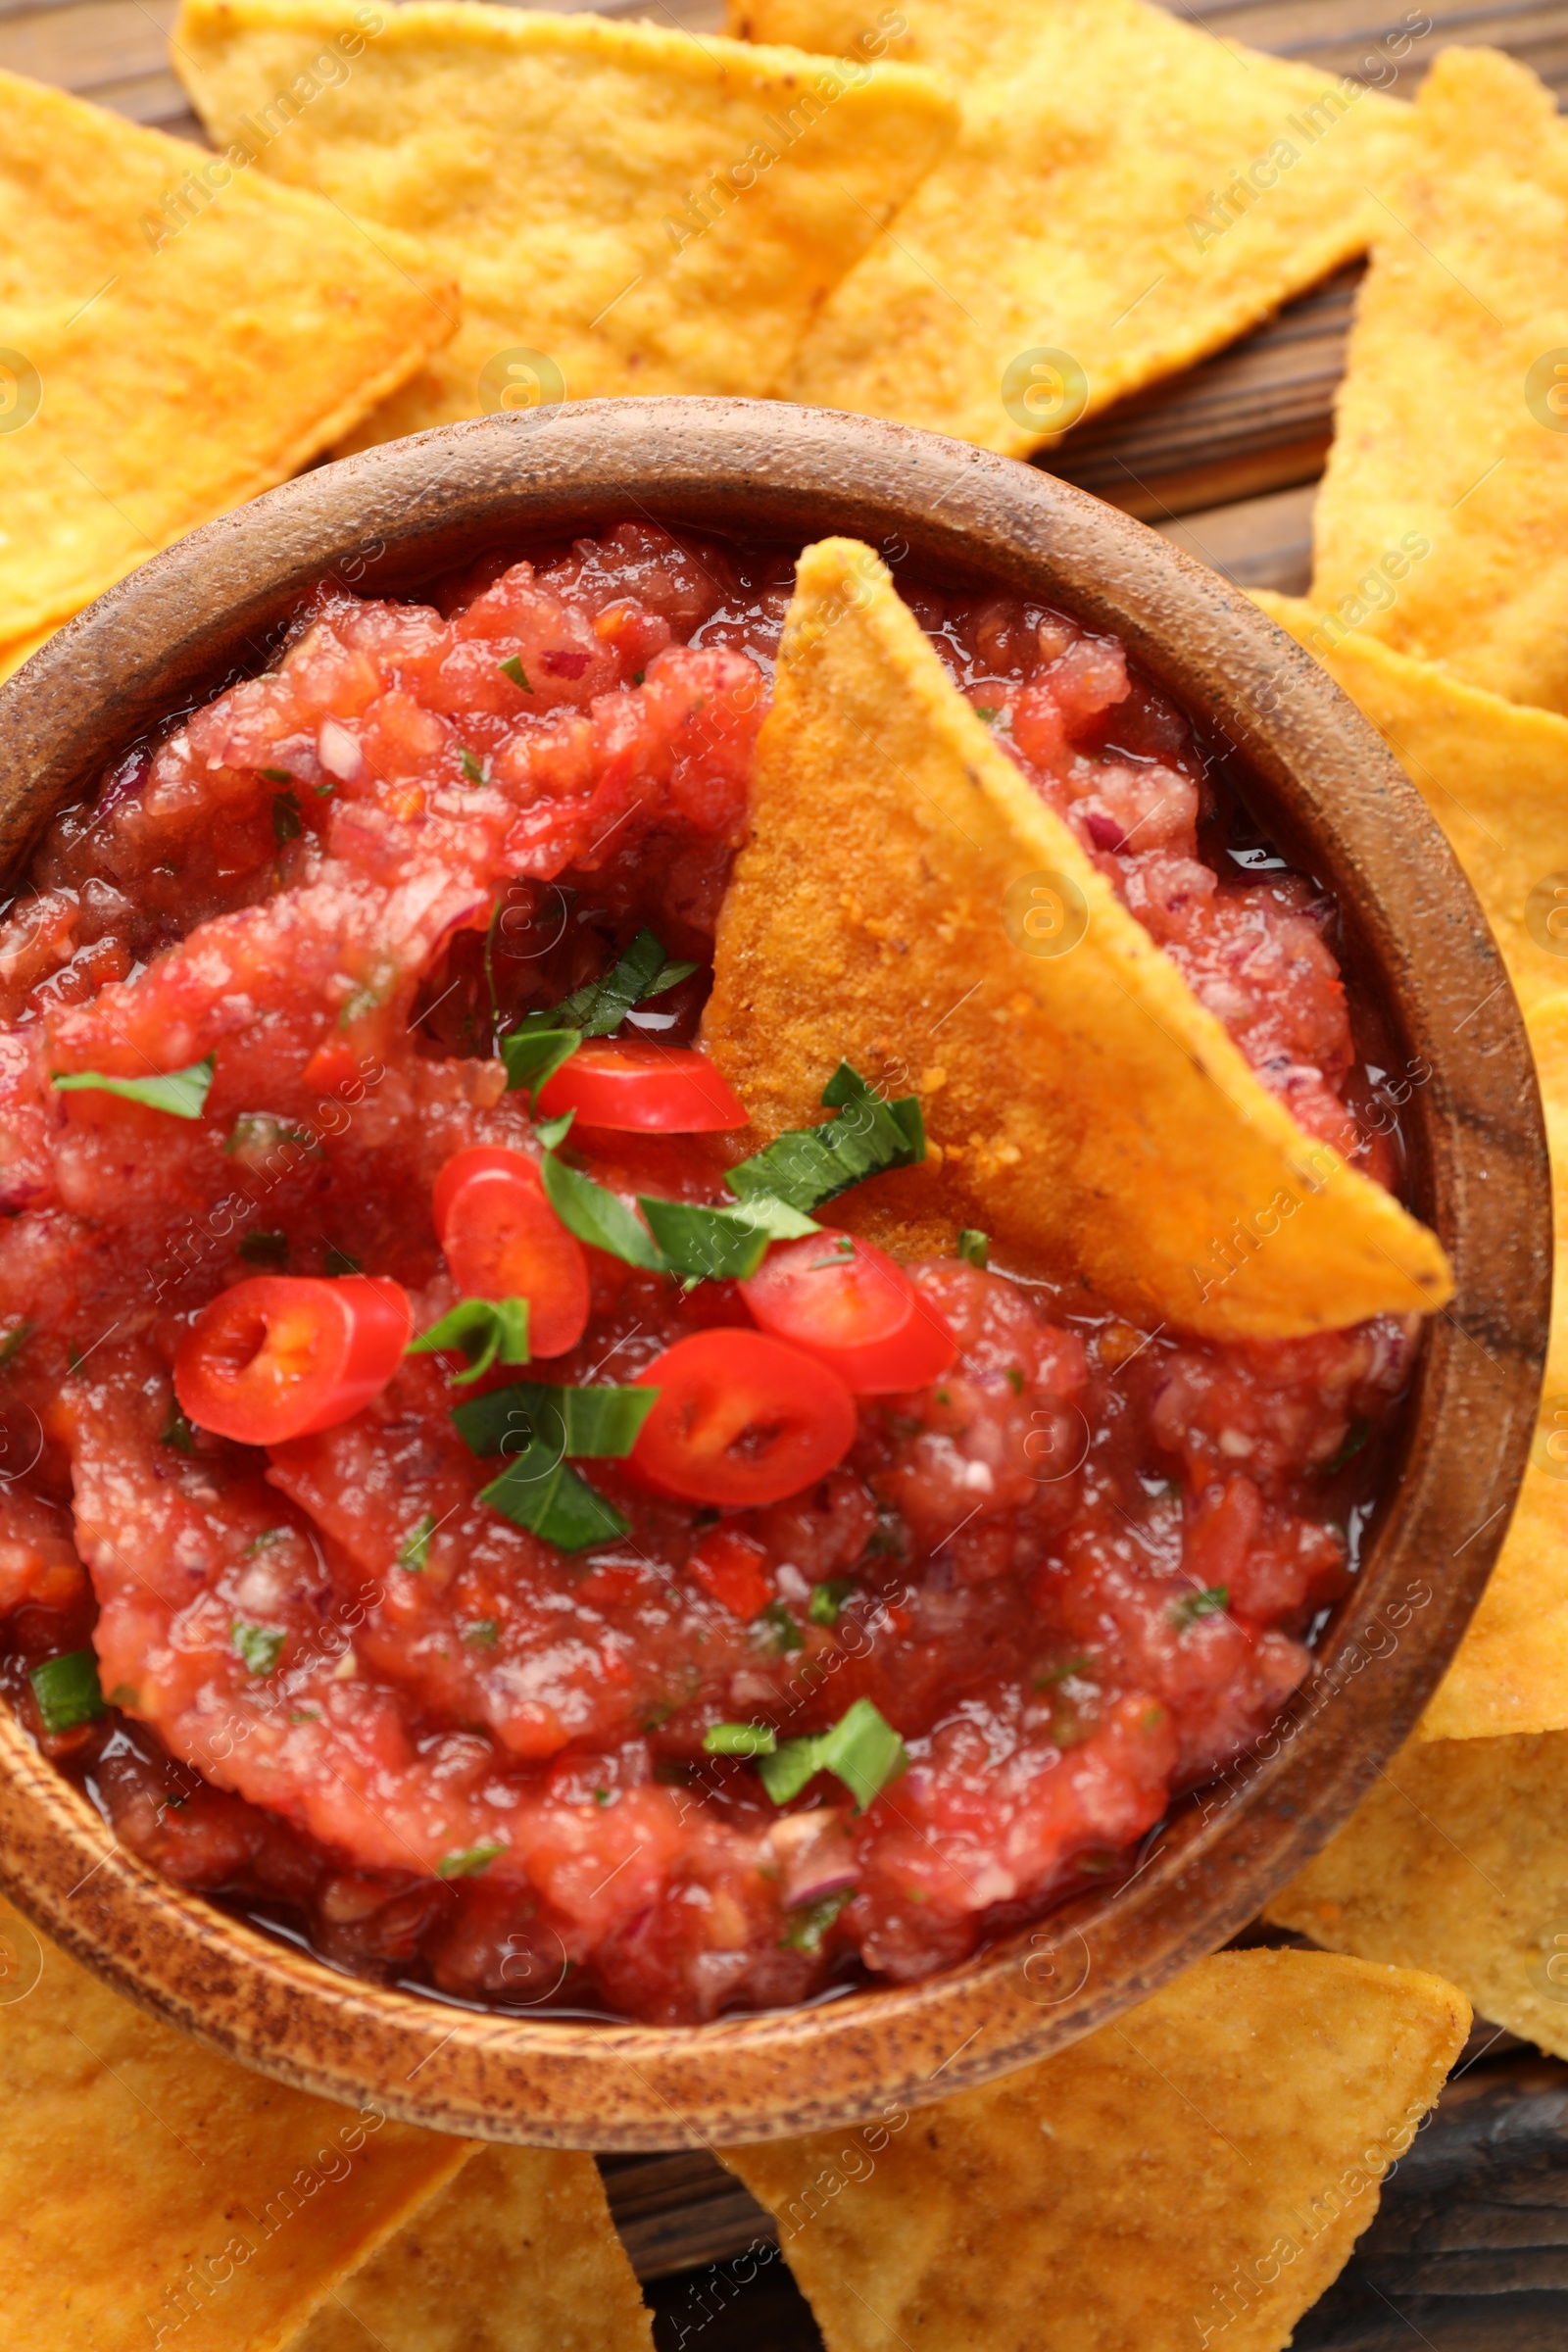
[0,396,1548,2150]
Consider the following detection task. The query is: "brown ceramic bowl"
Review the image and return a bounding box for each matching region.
[0,399,1549,2149]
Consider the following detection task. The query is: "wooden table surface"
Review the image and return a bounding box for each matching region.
[7,0,1568,2342]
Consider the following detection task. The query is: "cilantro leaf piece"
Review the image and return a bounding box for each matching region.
[703,1722,778,1757]
[52,1055,216,1120]
[758,1697,908,1812]
[956,1228,989,1268]
[409,1296,530,1384]
[499,928,701,1102]
[160,1404,197,1454]
[642,957,700,997]
[1320,1417,1372,1477]
[1170,1585,1230,1632]
[460,748,487,785]
[397,1512,437,1571]
[500,1021,582,1105]
[726,1062,925,1213]
[479,1455,628,1551]
[499,656,534,693]
[323,1246,362,1276]
[637,1193,816,1282]
[781,1886,855,1951]
[754,1599,804,1656]
[0,1320,32,1368]
[232,1621,285,1677]
[452,1380,657,1462]
[261,765,293,784]
[541,1151,665,1270]
[808,1579,857,1627]
[28,1649,106,1735]
[271,788,303,845]
[438,1841,506,1879]
[238,1228,289,1268]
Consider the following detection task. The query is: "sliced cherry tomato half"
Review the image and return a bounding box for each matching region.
[175,1275,412,1446]
[631,1331,855,1506]
[740,1232,956,1394]
[536,1042,747,1133]
[432,1145,589,1359]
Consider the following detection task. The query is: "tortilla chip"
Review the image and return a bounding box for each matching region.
[729,0,1411,460]
[289,2146,652,2352]
[722,1948,1468,2352]
[0,1893,471,2351]
[1267,1730,1568,2065]
[1253,591,1568,1017]
[1310,48,1568,714]
[172,0,957,449]
[702,538,1451,1340]
[0,69,456,647]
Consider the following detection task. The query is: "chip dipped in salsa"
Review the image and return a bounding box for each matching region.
[0,523,1425,2023]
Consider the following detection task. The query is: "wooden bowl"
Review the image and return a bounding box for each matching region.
[0,399,1548,2149]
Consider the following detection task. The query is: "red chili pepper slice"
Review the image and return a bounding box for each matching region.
[432,1145,590,1360]
[631,1330,855,1506]
[741,1232,956,1394]
[174,1275,412,1446]
[536,1042,748,1133]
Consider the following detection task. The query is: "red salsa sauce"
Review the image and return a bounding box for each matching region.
[0,524,1416,2024]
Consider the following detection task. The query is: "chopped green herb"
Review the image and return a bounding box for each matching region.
[1320,1417,1372,1477]
[780,1886,855,1952]
[51,1054,215,1121]
[0,1320,33,1367]
[28,1650,106,1735]
[66,1344,83,1374]
[464,1619,500,1648]
[225,1111,314,1164]
[755,1600,804,1655]
[232,1621,286,1677]
[726,1062,924,1214]
[499,928,701,1104]
[271,789,304,845]
[160,1404,197,1454]
[703,1721,778,1757]
[973,705,1001,724]
[452,1379,658,1461]
[479,1456,628,1551]
[631,668,646,686]
[1033,1655,1091,1689]
[261,766,293,784]
[289,1708,321,1723]
[866,1515,906,1558]
[323,1246,362,1276]
[1004,1366,1025,1396]
[638,1192,816,1282]
[499,655,534,694]
[460,748,487,785]
[540,1150,665,1270]
[243,1528,287,1558]
[238,1228,289,1268]
[410,1295,530,1384]
[499,1023,582,1104]
[808,1579,857,1628]
[437,1841,506,1879]
[397,1513,437,1571]
[1170,1585,1230,1633]
[956,1228,989,1269]
[593,1786,612,1805]
[759,1697,908,1812]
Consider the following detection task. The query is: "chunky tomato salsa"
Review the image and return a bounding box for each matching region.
[0,525,1414,2023]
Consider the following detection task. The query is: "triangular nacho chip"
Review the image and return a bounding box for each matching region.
[172,0,957,448]
[1310,48,1568,714]
[289,2145,653,2352]
[0,68,456,645]
[702,539,1452,1340]
[728,0,1411,459]
[722,1949,1468,2352]
[0,1894,471,2351]
[1267,1729,1568,2065]
[1254,590,1568,1017]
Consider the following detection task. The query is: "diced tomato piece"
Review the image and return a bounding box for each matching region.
[432,1145,590,1358]
[688,1526,772,1620]
[174,1276,412,1445]
[632,1331,855,1506]
[536,1042,747,1132]
[741,1232,956,1394]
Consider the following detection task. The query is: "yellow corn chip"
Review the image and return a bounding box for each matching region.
[0,1893,472,2352]
[1266,1730,1568,2065]
[723,1948,1468,2352]
[1310,48,1568,715]
[0,68,456,646]
[702,538,1451,1340]
[1253,591,1568,1017]
[172,0,957,448]
[289,2145,653,2352]
[729,0,1411,460]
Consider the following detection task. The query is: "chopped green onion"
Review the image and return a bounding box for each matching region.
[271,789,303,845]
[703,1721,778,1757]
[452,1379,658,1461]
[437,1841,506,1879]
[758,1697,907,1812]
[0,1320,32,1368]
[479,1455,628,1551]
[238,1228,289,1268]
[499,656,533,693]
[726,1062,924,1214]
[397,1512,437,1571]
[28,1650,106,1735]
[808,1580,857,1627]
[956,1228,989,1268]
[780,1886,855,1952]
[52,1055,215,1121]
[1320,1417,1372,1477]
[232,1621,285,1677]
[638,1192,816,1281]
[409,1296,530,1384]
[1170,1585,1229,1633]
[541,1150,665,1270]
